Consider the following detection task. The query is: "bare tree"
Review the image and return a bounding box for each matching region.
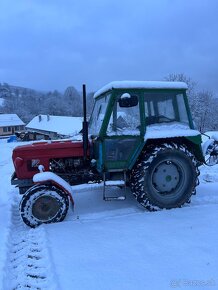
[164,73,217,132]
[193,90,214,132]
[63,86,82,116]
[164,73,198,114]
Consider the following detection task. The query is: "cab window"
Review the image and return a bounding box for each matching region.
[107,93,140,136]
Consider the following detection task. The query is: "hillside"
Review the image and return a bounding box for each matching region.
[0,82,87,123]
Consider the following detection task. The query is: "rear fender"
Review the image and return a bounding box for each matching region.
[33,172,74,206]
[202,138,218,166]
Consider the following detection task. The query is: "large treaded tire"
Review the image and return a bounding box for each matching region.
[131,143,199,210]
[20,184,69,228]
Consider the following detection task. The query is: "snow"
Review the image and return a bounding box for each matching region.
[94,81,188,98]
[48,201,218,290]
[145,122,200,140]
[0,140,21,290]
[203,131,218,142]
[120,92,131,99]
[212,133,218,141]
[0,138,218,289]
[0,114,24,126]
[202,138,215,156]
[33,172,73,194]
[201,131,218,159]
[26,115,83,137]
[105,180,125,186]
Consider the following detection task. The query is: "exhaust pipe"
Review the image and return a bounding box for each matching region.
[82,84,88,162]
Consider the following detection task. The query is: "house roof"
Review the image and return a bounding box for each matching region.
[0,114,25,127]
[26,115,83,136]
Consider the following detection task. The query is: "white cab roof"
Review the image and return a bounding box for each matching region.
[94,81,188,98]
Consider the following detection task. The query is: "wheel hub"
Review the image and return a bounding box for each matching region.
[32,195,61,221]
[165,175,172,182]
[152,161,180,193]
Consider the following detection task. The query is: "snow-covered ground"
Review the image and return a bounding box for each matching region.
[0,139,218,290]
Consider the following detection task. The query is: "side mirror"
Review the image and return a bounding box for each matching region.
[118,93,138,108]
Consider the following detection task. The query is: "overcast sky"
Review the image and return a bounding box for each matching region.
[0,0,218,94]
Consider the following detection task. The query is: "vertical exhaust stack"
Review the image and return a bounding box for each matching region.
[82,84,88,162]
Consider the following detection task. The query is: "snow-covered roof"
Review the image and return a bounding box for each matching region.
[26,115,83,136]
[0,114,24,127]
[94,81,188,98]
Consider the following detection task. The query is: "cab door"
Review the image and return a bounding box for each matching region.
[101,91,144,172]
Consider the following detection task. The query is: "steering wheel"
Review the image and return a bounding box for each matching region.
[146,115,174,125]
[158,115,174,122]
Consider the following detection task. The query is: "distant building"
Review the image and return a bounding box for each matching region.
[0,114,25,136]
[26,115,83,139]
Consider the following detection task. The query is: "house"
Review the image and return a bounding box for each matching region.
[26,115,83,139]
[0,114,25,137]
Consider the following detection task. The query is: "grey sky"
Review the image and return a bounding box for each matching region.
[0,0,218,94]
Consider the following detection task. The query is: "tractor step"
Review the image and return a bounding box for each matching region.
[104,196,126,201]
[103,172,127,201]
[105,180,125,186]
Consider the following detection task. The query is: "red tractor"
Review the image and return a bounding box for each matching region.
[11,82,218,227]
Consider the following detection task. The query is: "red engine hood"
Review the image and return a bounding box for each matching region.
[13,140,85,156]
[12,140,89,179]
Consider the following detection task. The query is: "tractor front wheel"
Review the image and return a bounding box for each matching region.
[131,143,199,210]
[20,184,69,228]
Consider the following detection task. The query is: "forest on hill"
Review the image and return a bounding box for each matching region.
[0,73,217,132]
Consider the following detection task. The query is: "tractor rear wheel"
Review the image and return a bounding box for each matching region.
[20,184,69,228]
[131,143,199,210]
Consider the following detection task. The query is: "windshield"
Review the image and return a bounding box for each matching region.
[89,93,111,136]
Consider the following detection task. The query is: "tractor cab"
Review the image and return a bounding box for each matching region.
[88,81,202,174]
[89,89,142,173]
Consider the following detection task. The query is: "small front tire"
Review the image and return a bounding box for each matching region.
[20,184,69,228]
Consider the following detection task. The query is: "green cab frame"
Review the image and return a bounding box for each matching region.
[89,86,204,173]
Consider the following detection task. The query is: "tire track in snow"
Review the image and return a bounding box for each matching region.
[3,197,59,290]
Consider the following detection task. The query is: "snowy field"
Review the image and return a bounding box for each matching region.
[0,139,218,290]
